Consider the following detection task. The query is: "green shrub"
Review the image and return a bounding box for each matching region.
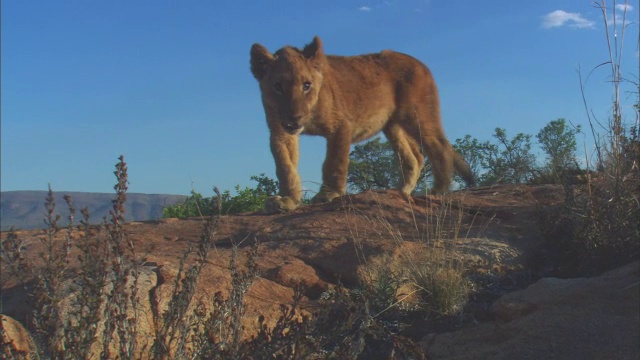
[162,174,278,218]
[535,118,581,183]
[162,190,213,219]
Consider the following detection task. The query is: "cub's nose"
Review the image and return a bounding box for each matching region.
[285,115,303,128]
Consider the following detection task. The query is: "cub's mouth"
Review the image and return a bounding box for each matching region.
[283,122,305,135]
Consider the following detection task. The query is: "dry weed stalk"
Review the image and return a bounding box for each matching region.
[547,0,640,275]
[150,188,221,359]
[0,156,147,359]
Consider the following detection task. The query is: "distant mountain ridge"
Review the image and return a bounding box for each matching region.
[1,191,188,231]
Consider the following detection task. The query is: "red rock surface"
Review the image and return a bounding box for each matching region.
[2,185,638,359]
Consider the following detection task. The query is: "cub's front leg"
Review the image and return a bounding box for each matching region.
[312,131,352,204]
[266,131,303,214]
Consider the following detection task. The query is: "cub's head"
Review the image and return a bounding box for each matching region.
[250,36,326,134]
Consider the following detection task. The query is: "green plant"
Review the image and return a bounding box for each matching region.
[358,255,403,317]
[453,134,485,187]
[478,128,538,185]
[536,118,581,183]
[347,137,431,193]
[162,190,214,219]
[347,121,589,189]
[162,174,279,218]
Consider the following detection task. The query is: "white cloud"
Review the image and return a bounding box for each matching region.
[357,1,430,14]
[542,10,595,29]
[611,3,634,25]
[615,4,633,12]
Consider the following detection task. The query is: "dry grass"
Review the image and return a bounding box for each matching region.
[341,188,486,340]
[539,0,639,276]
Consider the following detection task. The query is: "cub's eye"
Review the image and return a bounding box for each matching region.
[273,83,284,94]
[302,82,311,91]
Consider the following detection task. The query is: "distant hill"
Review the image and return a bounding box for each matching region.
[1,191,188,231]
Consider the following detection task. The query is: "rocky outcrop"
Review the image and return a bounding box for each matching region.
[423,261,640,360]
[1,314,37,357]
[2,185,638,359]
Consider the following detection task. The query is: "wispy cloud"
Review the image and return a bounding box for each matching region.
[609,3,634,25]
[358,1,430,14]
[615,4,634,12]
[542,10,595,29]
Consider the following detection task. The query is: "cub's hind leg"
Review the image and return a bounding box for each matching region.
[384,124,424,196]
[421,134,454,194]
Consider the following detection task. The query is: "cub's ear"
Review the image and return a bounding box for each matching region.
[302,36,323,59]
[250,43,274,81]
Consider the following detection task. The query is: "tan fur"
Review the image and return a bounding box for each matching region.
[251,36,474,213]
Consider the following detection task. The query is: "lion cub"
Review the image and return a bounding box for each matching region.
[250,36,474,213]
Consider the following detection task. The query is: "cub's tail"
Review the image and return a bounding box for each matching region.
[453,151,475,187]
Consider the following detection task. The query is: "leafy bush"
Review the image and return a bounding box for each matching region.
[162,190,213,219]
[453,134,485,185]
[536,118,581,183]
[162,174,278,218]
[347,137,431,193]
[348,120,584,191]
[476,128,538,185]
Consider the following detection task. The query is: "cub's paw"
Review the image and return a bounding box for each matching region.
[264,196,300,214]
[399,189,415,203]
[311,190,342,204]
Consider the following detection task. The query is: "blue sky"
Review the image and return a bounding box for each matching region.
[2,1,638,196]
